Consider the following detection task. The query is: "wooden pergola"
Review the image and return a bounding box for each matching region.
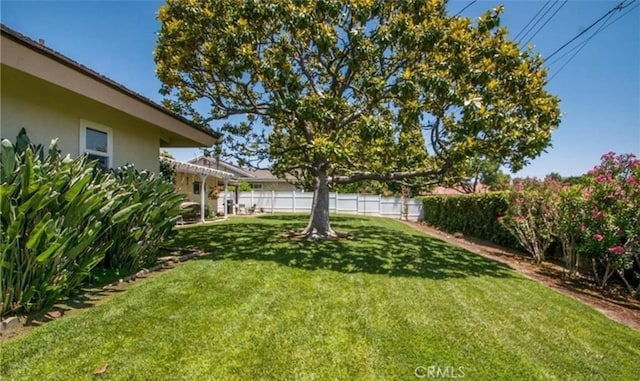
[161,157,236,222]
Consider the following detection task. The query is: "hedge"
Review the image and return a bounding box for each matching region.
[422,193,519,250]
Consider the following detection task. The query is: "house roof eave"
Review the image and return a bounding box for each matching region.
[0,24,221,145]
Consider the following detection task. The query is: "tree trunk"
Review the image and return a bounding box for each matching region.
[300,168,338,239]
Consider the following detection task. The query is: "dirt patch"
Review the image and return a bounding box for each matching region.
[404,221,640,331]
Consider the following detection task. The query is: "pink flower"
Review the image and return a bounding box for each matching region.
[591,210,602,219]
[607,246,625,255]
[580,224,586,232]
[592,233,604,242]
[497,216,505,222]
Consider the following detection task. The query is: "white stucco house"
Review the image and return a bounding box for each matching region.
[1,24,219,172]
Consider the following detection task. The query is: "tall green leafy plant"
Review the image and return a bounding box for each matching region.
[100,165,184,272]
[0,130,185,316]
[0,136,114,315]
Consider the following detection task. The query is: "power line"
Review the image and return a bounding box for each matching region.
[545,0,633,61]
[547,7,614,68]
[547,1,638,67]
[548,12,616,80]
[453,0,477,17]
[518,1,559,44]
[523,0,568,46]
[549,1,639,80]
[513,0,551,42]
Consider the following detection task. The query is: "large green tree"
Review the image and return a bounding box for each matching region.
[155,0,561,239]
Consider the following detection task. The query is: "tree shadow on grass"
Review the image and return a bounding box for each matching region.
[172,215,516,280]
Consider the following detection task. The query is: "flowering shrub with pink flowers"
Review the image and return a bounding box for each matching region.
[499,177,559,264]
[426,152,638,296]
[573,153,640,293]
[497,152,639,296]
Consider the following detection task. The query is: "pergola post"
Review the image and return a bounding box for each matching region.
[199,173,207,223]
[159,158,235,224]
[223,178,229,220]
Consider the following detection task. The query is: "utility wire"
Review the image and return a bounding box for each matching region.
[453,0,477,17]
[513,0,551,42]
[547,6,616,68]
[518,1,559,44]
[547,0,638,66]
[548,12,615,80]
[523,0,568,46]
[549,1,639,80]
[545,0,633,61]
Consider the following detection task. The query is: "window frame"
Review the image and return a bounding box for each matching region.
[79,119,113,168]
[249,183,263,190]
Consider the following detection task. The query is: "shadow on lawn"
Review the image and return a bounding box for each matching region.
[173,215,516,280]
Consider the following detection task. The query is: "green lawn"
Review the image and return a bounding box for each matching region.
[2,215,639,380]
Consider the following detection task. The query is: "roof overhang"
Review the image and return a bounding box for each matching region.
[164,157,236,180]
[189,156,256,177]
[0,24,219,148]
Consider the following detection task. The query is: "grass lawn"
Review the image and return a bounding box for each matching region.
[2,215,639,380]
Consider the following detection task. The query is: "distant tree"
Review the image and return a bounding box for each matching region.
[155,0,561,239]
[563,175,588,186]
[159,150,177,183]
[235,181,253,192]
[480,163,511,191]
[450,157,510,193]
[545,172,563,183]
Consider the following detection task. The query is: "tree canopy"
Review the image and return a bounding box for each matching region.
[155,0,561,238]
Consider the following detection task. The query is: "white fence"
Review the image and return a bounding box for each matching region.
[218,191,423,221]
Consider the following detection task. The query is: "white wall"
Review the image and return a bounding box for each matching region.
[218,191,424,221]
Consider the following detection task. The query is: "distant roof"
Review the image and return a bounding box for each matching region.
[0,24,220,141]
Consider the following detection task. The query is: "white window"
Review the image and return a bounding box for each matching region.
[249,183,263,190]
[80,119,113,169]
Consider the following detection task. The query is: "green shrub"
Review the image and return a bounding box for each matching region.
[422,193,518,249]
[0,130,184,316]
[99,165,184,272]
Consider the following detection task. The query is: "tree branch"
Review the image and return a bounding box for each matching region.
[332,168,446,185]
[295,46,325,98]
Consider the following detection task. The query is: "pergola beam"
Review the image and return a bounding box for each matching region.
[161,157,236,220]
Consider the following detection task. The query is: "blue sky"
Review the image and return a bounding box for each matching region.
[1,0,638,178]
